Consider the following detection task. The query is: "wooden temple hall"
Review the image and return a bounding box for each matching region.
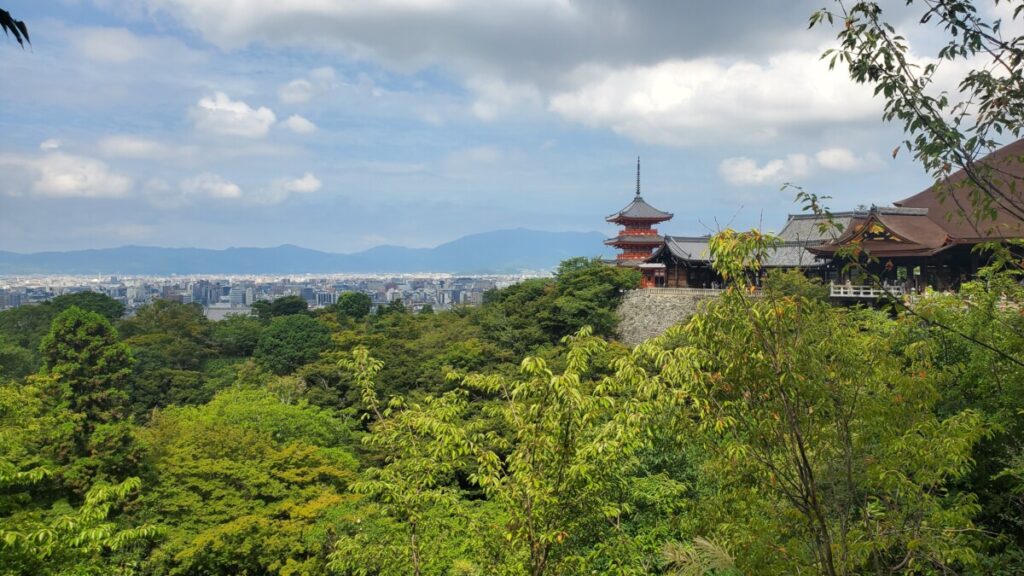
[607,141,1024,294]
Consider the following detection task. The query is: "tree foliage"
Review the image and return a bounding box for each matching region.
[812,0,1024,229]
[334,292,373,321]
[253,295,310,321]
[254,314,332,375]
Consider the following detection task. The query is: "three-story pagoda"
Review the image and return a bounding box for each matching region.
[605,158,673,264]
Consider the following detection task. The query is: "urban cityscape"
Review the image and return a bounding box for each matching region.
[0,273,535,318]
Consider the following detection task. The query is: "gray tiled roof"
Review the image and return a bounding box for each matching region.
[663,236,711,260]
[763,242,827,268]
[606,196,673,221]
[776,212,858,243]
[658,235,825,268]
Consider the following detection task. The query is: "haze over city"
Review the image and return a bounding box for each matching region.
[5,0,1010,255]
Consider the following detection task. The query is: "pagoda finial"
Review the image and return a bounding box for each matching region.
[635,156,641,197]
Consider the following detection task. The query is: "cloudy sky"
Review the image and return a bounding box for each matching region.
[0,1,1013,253]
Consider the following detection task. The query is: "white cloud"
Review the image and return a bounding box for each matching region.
[39,139,61,151]
[719,147,884,186]
[468,75,542,120]
[283,114,317,134]
[279,79,314,104]
[283,172,322,193]
[181,173,242,199]
[253,172,323,204]
[71,26,203,65]
[549,51,881,146]
[97,135,196,159]
[718,154,812,186]
[155,173,243,207]
[190,92,277,138]
[0,152,132,198]
[309,66,336,82]
[815,147,880,171]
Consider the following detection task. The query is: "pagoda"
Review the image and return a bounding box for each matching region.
[605,158,673,265]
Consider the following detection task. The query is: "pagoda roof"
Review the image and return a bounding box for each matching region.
[605,233,665,246]
[606,158,674,223]
[606,196,673,223]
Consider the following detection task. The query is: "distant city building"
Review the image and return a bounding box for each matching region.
[316,291,336,307]
[228,285,246,307]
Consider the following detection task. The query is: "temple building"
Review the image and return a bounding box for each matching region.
[605,158,673,268]
[628,138,1024,294]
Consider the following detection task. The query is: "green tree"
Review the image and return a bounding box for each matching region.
[459,328,656,576]
[211,314,264,357]
[39,306,133,443]
[546,257,640,339]
[379,298,407,316]
[0,477,156,576]
[898,270,1024,572]
[0,292,124,373]
[656,234,989,575]
[254,314,332,375]
[335,292,373,321]
[137,387,356,575]
[50,292,125,323]
[1,368,154,576]
[37,307,138,490]
[478,278,555,355]
[0,334,33,380]
[331,347,476,576]
[119,301,216,417]
[253,295,310,321]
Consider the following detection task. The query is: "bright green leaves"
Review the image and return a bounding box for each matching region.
[333,347,474,576]
[661,285,989,575]
[138,387,356,575]
[708,229,781,286]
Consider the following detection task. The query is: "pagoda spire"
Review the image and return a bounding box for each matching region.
[605,158,673,265]
[635,156,641,197]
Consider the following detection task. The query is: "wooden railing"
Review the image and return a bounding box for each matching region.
[829,283,905,298]
[636,287,762,297]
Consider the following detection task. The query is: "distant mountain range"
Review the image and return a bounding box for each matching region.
[0,229,611,275]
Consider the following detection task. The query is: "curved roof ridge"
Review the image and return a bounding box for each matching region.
[606,196,674,222]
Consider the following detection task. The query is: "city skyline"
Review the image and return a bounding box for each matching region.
[2,1,1018,253]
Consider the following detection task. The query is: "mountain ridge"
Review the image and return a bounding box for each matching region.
[0,229,611,275]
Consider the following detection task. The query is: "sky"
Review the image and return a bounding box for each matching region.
[0,0,1016,253]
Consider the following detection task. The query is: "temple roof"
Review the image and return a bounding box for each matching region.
[652,235,827,268]
[606,196,674,223]
[894,138,1024,241]
[777,212,860,243]
[606,157,674,223]
[808,206,952,258]
[661,236,712,260]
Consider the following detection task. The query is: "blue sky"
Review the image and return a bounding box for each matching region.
[0,1,1014,253]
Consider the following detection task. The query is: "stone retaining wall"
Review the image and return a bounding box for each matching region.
[616,288,720,345]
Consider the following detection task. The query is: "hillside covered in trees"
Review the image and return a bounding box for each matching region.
[2,253,1023,575]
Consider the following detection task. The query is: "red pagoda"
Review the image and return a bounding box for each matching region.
[605,158,673,265]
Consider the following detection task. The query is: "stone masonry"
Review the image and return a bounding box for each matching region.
[615,288,721,345]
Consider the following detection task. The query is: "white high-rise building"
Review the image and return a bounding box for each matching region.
[228,285,245,307]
